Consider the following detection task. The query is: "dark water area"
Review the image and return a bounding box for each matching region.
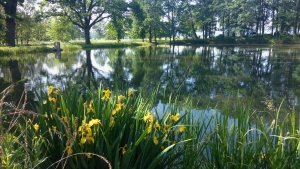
[1,45,300,120]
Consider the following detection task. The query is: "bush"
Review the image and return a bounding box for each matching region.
[210,37,237,44]
[171,39,209,45]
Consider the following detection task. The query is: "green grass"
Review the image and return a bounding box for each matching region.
[1,36,299,56]
[0,40,153,56]
[0,46,49,56]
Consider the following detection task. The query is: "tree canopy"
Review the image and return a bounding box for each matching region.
[0,0,300,45]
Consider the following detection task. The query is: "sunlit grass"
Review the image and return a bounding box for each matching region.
[0,40,152,56]
[0,46,49,56]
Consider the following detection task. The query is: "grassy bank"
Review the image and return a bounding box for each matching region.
[0,36,299,56]
[1,85,300,168]
[0,40,153,56]
[209,35,300,45]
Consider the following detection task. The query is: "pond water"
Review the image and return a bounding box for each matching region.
[1,45,300,120]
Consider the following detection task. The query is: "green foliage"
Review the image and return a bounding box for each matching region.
[46,16,74,42]
[0,87,48,168]
[105,22,124,42]
[210,37,237,44]
[31,85,188,168]
[0,46,49,56]
[2,83,300,168]
[171,39,209,45]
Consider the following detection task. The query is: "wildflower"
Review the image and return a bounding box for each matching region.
[112,109,117,115]
[83,101,88,107]
[154,121,161,130]
[170,113,180,122]
[48,96,56,103]
[80,137,87,144]
[116,103,123,111]
[33,123,39,131]
[128,89,136,97]
[261,153,267,159]
[48,86,55,95]
[62,116,67,122]
[13,136,19,143]
[118,95,126,103]
[65,146,73,155]
[120,144,127,155]
[147,124,153,133]
[86,153,92,158]
[52,126,57,132]
[163,124,171,133]
[78,117,98,145]
[87,106,94,114]
[86,137,95,144]
[89,119,101,126]
[176,126,186,133]
[89,101,93,108]
[153,136,159,145]
[109,116,115,127]
[112,103,123,115]
[101,89,111,100]
[85,127,93,137]
[143,112,154,123]
[43,100,47,104]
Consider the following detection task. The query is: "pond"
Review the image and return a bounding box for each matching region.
[1,45,300,120]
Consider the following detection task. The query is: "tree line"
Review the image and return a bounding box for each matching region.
[0,0,300,46]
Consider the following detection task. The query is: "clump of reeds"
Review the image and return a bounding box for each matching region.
[2,84,300,168]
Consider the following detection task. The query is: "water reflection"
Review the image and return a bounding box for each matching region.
[8,60,24,102]
[0,45,299,118]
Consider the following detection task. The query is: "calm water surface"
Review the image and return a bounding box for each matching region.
[1,45,300,120]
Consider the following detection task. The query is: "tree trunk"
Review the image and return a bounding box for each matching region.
[149,27,152,43]
[84,26,91,44]
[3,0,18,47]
[5,17,16,46]
[271,9,275,35]
[171,12,175,43]
[293,0,300,35]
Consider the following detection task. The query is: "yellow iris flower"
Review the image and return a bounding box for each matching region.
[33,123,39,131]
[170,113,180,122]
[153,136,159,145]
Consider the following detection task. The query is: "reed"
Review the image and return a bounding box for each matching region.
[1,85,300,168]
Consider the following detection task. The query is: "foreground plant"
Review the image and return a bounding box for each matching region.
[0,87,48,168]
[2,85,300,169]
[33,85,189,168]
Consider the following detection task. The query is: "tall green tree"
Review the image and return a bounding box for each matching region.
[162,0,183,42]
[109,0,127,42]
[128,0,146,41]
[45,0,124,44]
[137,0,163,42]
[277,0,293,33]
[0,6,6,43]
[32,21,48,41]
[292,0,300,35]
[16,0,36,45]
[0,0,24,46]
[47,16,75,42]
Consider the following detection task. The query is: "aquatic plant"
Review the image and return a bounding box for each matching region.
[1,84,300,168]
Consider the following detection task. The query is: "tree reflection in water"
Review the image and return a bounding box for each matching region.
[8,60,24,103]
[0,45,300,121]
